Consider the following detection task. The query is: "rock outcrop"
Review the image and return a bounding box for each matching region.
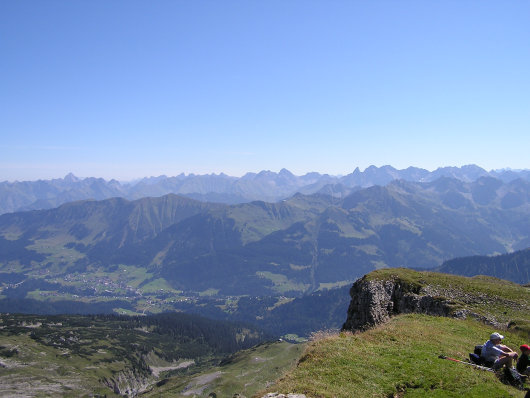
[102,368,152,397]
[341,270,516,332]
[342,274,456,332]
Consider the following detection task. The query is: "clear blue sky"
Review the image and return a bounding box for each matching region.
[1,1,529,181]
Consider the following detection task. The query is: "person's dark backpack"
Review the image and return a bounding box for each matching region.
[470,345,485,365]
[469,352,483,365]
[469,345,495,368]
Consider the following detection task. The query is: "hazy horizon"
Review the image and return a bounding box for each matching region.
[1,164,528,184]
[2,1,529,181]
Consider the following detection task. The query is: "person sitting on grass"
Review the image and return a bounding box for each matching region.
[517,344,530,376]
[481,332,518,370]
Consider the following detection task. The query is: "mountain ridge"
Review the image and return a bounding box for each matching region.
[434,248,530,284]
[1,176,528,302]
[2,164,529,215]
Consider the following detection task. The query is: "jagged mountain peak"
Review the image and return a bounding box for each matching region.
[63,172,79,183]
[1,165,529,215]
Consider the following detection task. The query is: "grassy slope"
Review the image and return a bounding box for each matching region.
[260,315,527,398]
[0,332,116,397]
[144,341,305,398]
[259,269,530,397]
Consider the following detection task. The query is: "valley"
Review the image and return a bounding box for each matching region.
[1,268,528,397]
[1,171,529,340]
[2,175,529,295]
[0,168,529,396]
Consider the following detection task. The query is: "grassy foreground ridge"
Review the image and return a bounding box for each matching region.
[260,269,530,397]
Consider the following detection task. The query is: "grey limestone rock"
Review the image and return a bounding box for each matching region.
[342,277,454,332]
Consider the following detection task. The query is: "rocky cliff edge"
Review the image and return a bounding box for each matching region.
[341,268,528,333]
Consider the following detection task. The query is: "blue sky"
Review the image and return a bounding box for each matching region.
[1,1,529,181]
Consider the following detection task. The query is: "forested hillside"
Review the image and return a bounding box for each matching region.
[0,312,269,396]
[435,248,530,284]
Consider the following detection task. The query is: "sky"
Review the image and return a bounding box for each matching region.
[1,1,529,182]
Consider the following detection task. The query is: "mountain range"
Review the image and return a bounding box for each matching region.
[1,164,529,215]
[1,175,528,300]
[2,165,529,396]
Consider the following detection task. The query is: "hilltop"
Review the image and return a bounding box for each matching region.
[259,269,529,398]
[343,268,529,334]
